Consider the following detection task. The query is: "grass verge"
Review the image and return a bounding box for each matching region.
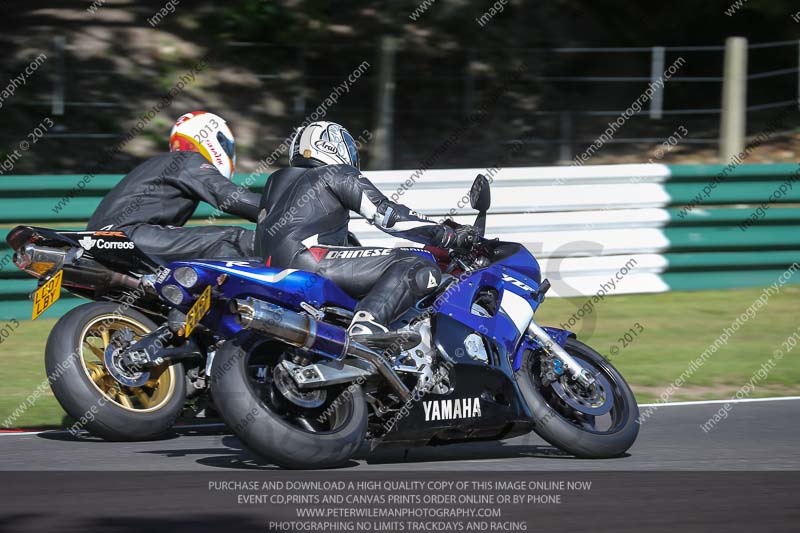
[1,285,798,428]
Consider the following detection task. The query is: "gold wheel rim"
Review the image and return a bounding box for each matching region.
[79,315,176,413]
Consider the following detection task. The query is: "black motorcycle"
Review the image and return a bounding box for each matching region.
[6,226,365,440]
[6,227,211,439]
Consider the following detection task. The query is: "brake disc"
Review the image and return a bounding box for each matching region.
[550,365,614,416]
[272,363,327,409]
[103,329,151,388]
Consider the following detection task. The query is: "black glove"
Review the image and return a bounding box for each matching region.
[443,224,479,251]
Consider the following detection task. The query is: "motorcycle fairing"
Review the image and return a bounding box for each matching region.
[157,259,358,337]
[431,253,542,358]
[378,315,532,446]
[491,243,542,285]
[7,225,160,273]
[374,247,574,446]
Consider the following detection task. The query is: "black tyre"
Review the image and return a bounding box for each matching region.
[45,302,186,441]
[516,338,639,458]
[211,331,368,469]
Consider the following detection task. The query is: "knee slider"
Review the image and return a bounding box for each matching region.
[409,262,441,297]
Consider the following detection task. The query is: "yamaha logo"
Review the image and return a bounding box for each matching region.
[155,267,171,283]
[78,236,134,251]
[423,397,482,422]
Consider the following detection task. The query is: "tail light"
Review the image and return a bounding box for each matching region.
[14,244,83,277]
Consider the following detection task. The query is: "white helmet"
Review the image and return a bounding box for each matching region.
[169,111,236,178]
[289,121,359,169]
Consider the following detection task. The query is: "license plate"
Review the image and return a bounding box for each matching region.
[32,270,63,320]
[184,285,211,337]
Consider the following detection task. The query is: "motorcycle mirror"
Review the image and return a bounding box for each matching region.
[470,174,491,213]
[469,174,491,238]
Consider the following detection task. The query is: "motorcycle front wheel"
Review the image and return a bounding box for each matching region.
[515,338,639,458]
[211,331,368,469]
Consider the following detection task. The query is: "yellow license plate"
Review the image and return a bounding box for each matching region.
[184,285,212,337]
[32,270,63,320]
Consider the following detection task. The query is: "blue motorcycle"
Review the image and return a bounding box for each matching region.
[153,175,639,468]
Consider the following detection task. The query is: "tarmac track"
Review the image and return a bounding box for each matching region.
[0,398,798,532]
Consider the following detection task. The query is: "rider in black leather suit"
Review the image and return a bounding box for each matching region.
[255,121,475,338]
[87,112,260,261]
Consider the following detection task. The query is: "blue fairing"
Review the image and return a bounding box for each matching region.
[432,247,540,358]
[184,260,354,308]
[426,246,573,371]
[155,260,357,338]
[498,245,542,285]
[404,248,437,263]
[156,245,572,364]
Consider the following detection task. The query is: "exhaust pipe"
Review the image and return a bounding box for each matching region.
[62,264,141,291]
[232,298,412,402]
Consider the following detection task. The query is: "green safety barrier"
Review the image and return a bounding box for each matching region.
[1,164,799,319]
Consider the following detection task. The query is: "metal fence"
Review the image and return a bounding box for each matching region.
[1,37,799,170]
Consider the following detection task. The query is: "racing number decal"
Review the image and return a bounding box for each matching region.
[32,270,63,320]
[184,285,211,337]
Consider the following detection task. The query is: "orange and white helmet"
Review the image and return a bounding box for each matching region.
[169,111,236,178]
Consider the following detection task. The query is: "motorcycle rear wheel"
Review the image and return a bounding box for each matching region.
[211,331,368,469]
[516,338,639,458]
[45,302,186,440]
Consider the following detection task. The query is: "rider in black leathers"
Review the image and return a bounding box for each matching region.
[255,121,476,339]
[87,111,260,261]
